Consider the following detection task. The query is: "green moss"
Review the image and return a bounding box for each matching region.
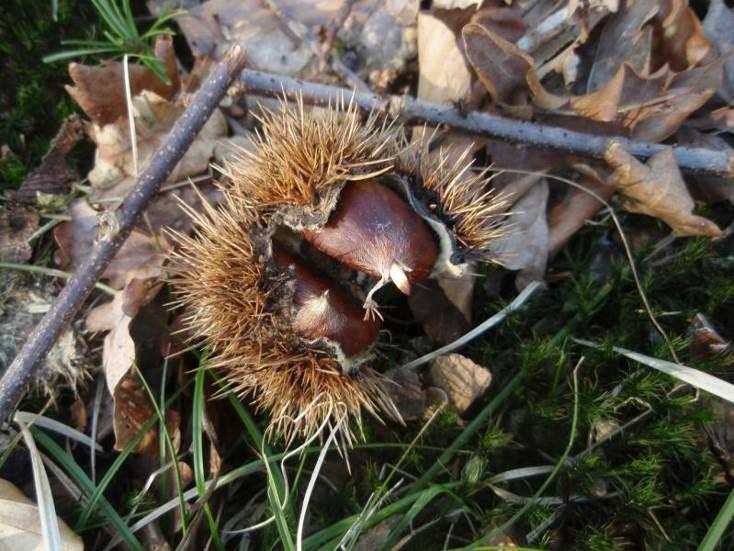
[0,1,95,188]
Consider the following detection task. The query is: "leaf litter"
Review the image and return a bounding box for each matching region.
[3,0,734,548]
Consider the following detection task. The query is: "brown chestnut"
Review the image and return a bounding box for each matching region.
[273,244,380,356]
[303,180,439,319]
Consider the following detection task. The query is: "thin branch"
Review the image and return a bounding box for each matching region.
[0,45,247,424]
[239,69,734,178]
[323,0,358,56]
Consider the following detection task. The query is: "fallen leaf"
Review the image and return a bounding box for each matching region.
[384,366,426,422]
[54,199,169,290]
[548,175,615,256]
[69,399,87,434]
[0,204,38,263]
[462,22,533,113]
[0,478,83,551]
[86,90,226,199]
[112,373,180,454]
[690,313,734,360]
[428,353,491,413]
[489,179,550,289]
[87,292,136,395]
[13,115,85,205]
[417,11,473,105]
[703,0,734,102]
[409,279,471,344]
[470,6,525,45]
[65,36,179,126]
[462,21,568,115]
[653,0,712,71]
[573,60,723,141]
[586,0,659,91]
[87,273,172,454]
[604,144,722,237]
[176,0,314,75]
[675,127,734,204]
[437,274,474,324]
[686,105,734,134]
[630,59,723,142]
[86,266,166,394]
[519,0,611,65]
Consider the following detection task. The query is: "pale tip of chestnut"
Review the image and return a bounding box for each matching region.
[389,262,412,295]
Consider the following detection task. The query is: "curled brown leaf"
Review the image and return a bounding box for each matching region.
[604,143,722,237]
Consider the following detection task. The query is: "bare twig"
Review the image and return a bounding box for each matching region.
[323,0,358,55]
[239,69,734,177]
[0,46,247,424]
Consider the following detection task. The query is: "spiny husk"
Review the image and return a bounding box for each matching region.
[226,98,507,262]
[170,98,508,445]
[222,97,401,223]
[407,145,510,259]
[168,190,398,446]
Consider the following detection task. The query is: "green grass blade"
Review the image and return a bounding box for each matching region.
[698,485,734,551]
[76,379,190,529]
[120,0,139,37]
[0,262,115,295]
[32,428,144,551]
[381,484,461,550]
[222,387,295,550]
[15,417,63,551]
[134,365,189,534]
[91,0,132,39]
[302,482,462,550]
[193,367,224,549]
[467,361,582,547]
[414,370,526,490]
[42,47,122,64]
[144,10,187,34]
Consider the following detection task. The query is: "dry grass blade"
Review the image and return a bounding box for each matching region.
[574,338,734,404]
[401,280,543,371]
[14,414,64,551]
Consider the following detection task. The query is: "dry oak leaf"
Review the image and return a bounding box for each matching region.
[86,266,165,394]
[462,22,568,113]
[0,478,83,551]
[572,58,722,142]
[653,0,713,72]
[489,179,550,289]
[604,144,722,237]
[409,278,471,345]
[428,353,491,413]
[384,366,426,422]
[113,373,180,454]
[586,0,658,92]
[54,199,170,290]
[548,175,615,257]
[14,115,85,205]
[65,35,179,127]
[690,313,734,360]
[87,90,226,196]
[417,11,473,106]
[86,269,169,454]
